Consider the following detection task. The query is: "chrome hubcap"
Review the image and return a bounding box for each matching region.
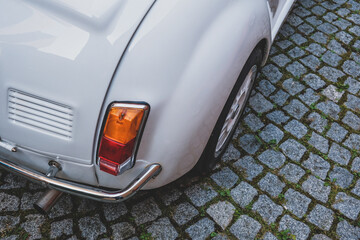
[215,65,258,156]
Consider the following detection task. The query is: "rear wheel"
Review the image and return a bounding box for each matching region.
[195,47,262,173]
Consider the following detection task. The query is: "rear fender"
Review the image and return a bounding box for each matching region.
[96,0,272,188]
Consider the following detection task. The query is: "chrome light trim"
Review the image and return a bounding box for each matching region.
[97,102,150,175]
[0,158,161,202]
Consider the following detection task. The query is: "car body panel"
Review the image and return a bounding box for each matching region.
[0,0,295,191]
[0,0,154,166]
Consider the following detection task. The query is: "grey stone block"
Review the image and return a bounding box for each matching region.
[239,134,262,154]
[328,143,351,165]
[270,90,290,106]
[279,215,310,240]
[173,202,198,225]
[211,167,239,189]
[266,110,290,124]
[186,218,215,240]
[147,217,178,240]
[280,139,306,162]
[284,189,311,218]
[233,156,263,181]
[185,184,217,207]
[253,195,283,223]
[308,132,329,154]
[206,201,235,230]
[326,122,348,142]
[302,176,331,203]
[258,173,285,197]
[131,198,162,225]
[111,222,135,239]
[249,93,274,113]
[258,149,286,169]
[316,101,341,120]
[344,134,360,151]
[302,153,330,180]
[336,220,360,240]
[230,215,261,240]
[285,120,308,138]
[332,192,360,220]
[329,166,354,189]
[78,215,106,240]
[259,124,284,144]
[231,181,258,208]
[307,205,334,231]
[279,163,306,183]
[284,99,309,120]
[282,78,305,96]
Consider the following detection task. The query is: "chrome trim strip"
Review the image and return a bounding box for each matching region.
[0,158,161,202]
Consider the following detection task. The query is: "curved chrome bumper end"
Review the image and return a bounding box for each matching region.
[0,158,162,202]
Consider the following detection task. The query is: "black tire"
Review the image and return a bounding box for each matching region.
[195,47,263,173]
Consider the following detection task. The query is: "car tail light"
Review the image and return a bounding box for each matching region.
[98,103,149,176]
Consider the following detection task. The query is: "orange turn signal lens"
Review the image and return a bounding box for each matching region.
[103,107,145,144]
[98,103,149,176]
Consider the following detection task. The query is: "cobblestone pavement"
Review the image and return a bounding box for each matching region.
[1,0,360,239]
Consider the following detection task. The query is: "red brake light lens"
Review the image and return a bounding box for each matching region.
[98,103,148,176]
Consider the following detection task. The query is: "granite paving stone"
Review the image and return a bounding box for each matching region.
[0,193,19,212]
[263,232,278,240]
[50,219,73,239]
[351,180,360,197]
[311,234,332,240]
[326,122,348,142]
[319,66,345,82]
[131,198,162,225]
[258,173,285,197]
[279,163,306,183]
[222,143,241,162]
[230,215,261,240]
[336,31,353,44]
[307,112,328,133]
[284,189,311,218]
[344,77,360,94]
[244,113,264,131]
[342,60,360,77]
[307,205,334,231]
[345,94,360,112]
[302,153,330,180]
[259,124,284,144]
[211,167,239,189]
[173,202,198,225]
[0,216,20,233]
[256,80,276,97]
[336,220,360,240]
[322,85,344,102]
[233,156,263,181]
[282,78,305,96]
[332,192,360,220]
[308,132,329,154]
[303,73,325,90]
[252,195,283,223]
[306,44,326,58]
[185,183,217,207]
[102,202,127,221]
[269,90,290,106]
[258,150,286,169]
[206,201,235,230]
[284,99,309,119]
[272,54,291,67]
[239,134,262,154]
[300,55,321,70]
[262,64,283,83]
[147,217,178,240]
[279,215,310,240]
[231,181,258,208]
[266,110,290,124]
[285,119,308,138]
[299,88,320,106]
[352,157,360,172]
[21,214,45,240]
[328,143,351,165]
[111,222,135,239]
[160,188,182,206]
[321,51,342,67]
[288,46,306,58]
[280,139,306,162]
[344,133,360,150]
[185,218,215,240]
[302,176,331,203]
[286,61,307,77]
[329,166,354,188]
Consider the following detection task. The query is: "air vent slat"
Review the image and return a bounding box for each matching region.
[8,89,73,139]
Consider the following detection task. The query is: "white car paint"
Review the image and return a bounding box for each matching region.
[0,0,295,191]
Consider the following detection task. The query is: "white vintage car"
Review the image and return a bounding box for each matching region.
[0,0,295,212]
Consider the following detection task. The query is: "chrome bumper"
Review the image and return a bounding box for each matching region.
[0,158,162,202]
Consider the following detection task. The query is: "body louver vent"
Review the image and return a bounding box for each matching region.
[8,89,73,139]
